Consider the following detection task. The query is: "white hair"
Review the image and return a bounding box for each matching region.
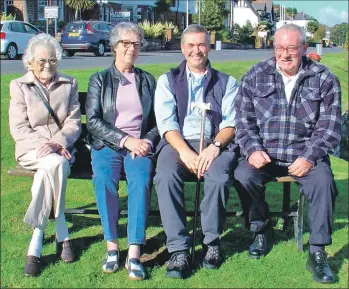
[22,33,63,70]
[275,23,307,45]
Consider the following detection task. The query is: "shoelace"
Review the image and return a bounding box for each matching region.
[253,234,265,245]
[206,245,219,260]
[169,251,189,268]
[316,251,328,266]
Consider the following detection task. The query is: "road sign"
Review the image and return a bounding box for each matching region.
[110,12,131,25]
[44,6,59,19]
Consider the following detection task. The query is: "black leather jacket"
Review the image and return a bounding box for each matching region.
[86,63,159,152]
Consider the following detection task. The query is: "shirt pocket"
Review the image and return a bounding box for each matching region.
[252,86,277,122]
[295,87,321,124]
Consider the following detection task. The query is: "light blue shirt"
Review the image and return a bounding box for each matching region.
[154,65,238,140]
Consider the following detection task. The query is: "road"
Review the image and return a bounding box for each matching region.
[0,47,342,75]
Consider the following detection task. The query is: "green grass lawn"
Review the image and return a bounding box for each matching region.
[1,52,348,288]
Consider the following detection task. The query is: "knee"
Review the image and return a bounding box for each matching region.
[234,162,255,185]
[155,163,181,184]
[205,169,231,185]
[45,154,70,174]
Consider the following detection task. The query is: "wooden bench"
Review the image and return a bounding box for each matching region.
[7,92,306,251]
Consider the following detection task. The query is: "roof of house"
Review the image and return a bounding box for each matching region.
[251,0,273,14]
[293,11,314,20]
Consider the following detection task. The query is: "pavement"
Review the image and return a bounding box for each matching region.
[0,47,342,75]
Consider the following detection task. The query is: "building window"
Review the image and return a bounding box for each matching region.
[5,0,14,15]
[38,0,49,20]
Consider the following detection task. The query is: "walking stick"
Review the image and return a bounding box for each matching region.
[191,102,211,269]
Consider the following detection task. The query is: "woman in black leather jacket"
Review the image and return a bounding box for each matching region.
[85,22,159,280]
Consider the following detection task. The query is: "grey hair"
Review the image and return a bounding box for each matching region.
[22,33,63,70]
[181,24,210,45]
[275,23,307,45]
[109,22,144,56]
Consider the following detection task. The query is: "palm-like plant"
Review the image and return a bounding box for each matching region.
[66,0,95,20]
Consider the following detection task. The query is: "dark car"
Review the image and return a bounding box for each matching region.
[61,21,114,57]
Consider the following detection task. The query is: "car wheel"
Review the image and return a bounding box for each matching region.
[95,42,105,56]
[5,43,18,60]
[65,51,75,57]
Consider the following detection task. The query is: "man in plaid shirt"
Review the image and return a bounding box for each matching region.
[234,24,341,284]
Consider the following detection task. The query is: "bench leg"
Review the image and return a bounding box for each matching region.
[282,182,291,231]
[294,192,305,251]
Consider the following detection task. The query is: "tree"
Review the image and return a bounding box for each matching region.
[154,0,171,22]
[66,0,95,21]
[193,0,228,31]
[306,20,319,35]
[286,7,297,17]
[330,23,349,46]
[313,24,326,41]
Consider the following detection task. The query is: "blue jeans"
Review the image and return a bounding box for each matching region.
[91,147,154,245]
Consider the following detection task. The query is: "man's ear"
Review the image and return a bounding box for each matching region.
[303,43,308,55]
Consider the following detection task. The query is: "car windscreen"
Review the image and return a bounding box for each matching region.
[65,23,86,32]
[0,24,3,31]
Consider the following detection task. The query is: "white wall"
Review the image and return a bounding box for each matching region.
[113,0,196,14]
[234,7,259,27]
[275,20,313,37]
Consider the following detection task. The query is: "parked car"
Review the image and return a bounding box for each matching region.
[0,20,41,60]
[61,21,114,57]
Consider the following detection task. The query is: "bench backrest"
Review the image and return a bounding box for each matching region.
[78,92,87,115]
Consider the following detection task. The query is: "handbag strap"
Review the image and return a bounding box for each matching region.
[33,84,62,130]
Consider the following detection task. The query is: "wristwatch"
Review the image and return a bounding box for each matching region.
[213,140,222,150]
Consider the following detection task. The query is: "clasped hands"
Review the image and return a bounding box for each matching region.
[179,144,220,177]
[124,137,152,159]
[248,150,313,177]
[36,142,71,160]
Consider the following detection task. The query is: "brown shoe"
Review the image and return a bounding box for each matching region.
[56,240,76,263]
[24,255,42,277]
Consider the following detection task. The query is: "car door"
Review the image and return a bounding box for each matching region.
[8,22,28,54]
[98,22,110,49]
[24,23,40,45]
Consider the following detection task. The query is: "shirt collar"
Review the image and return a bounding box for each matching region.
[185,64,207,81]
[276,61,303,79]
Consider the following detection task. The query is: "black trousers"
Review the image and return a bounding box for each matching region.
[234,157,338,246]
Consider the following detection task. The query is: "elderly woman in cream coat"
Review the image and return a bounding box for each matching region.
[9,33,81,277]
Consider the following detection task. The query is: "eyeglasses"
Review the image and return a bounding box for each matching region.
[36,58,57,66]
[118,40,143,49]
[273,45,303,54]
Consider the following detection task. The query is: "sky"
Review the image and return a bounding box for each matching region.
[273,0,348,27]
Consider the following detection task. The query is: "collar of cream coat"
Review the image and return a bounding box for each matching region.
[17,71,72,85]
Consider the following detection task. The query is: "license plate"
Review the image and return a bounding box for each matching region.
[69,32,79,37]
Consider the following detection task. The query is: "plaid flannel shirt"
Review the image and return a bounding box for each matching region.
[235,56,342,166]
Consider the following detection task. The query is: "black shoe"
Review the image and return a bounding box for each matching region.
[56,239,76,263]
[306,250,336,284]
[24,255,42,277]
[166,250,190,279]
[202,240,221,269]
[248,226,273,259]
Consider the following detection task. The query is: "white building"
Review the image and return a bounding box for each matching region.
[276,11,315,37]
[231,0,275,28]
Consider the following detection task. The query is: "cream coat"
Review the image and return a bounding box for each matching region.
[9,71,82,160]
[9,71,82,228]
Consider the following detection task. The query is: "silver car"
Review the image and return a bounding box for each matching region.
[0,20,40,60]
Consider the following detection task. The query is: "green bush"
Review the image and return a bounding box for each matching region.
[0,13,16,20]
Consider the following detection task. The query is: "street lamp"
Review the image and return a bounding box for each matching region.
[96,0,108,21]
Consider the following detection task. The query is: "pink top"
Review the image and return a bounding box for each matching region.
[115,72,142,148]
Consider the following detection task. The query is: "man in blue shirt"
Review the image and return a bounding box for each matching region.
[154,24,239,279]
